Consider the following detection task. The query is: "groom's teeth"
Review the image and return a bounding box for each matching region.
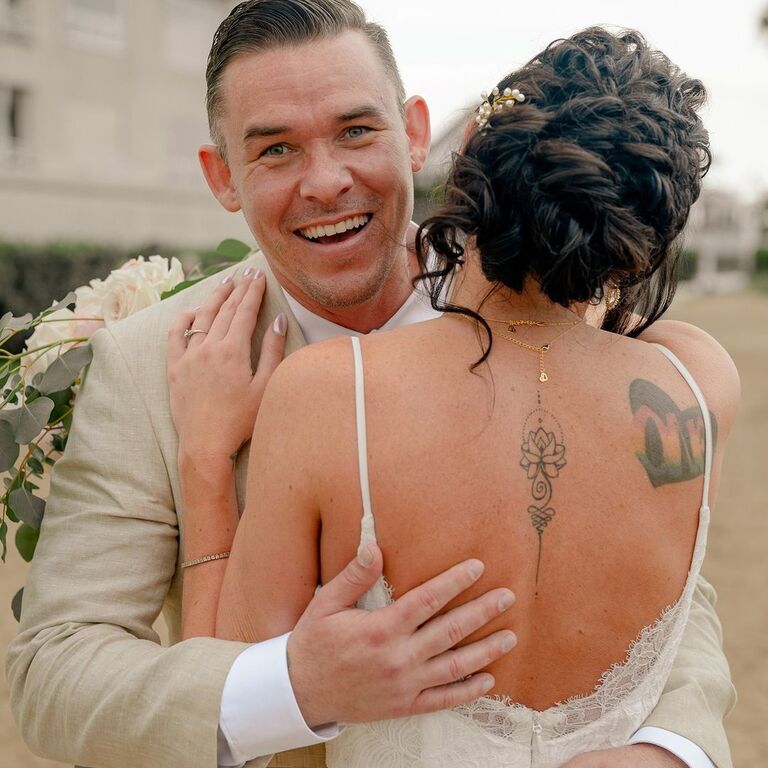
[300,214,371,240]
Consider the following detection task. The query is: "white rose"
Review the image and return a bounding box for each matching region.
[97,255,185,326]
[23,307,79,384]
[73,284,106,338]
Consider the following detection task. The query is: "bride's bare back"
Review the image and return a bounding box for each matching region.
[294,310,738,710]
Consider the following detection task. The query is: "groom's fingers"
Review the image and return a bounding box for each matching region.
[384,559,486,632]
[417,628,516,692]
[305,543,384,618]
[409,673,496,716]
[413,586,515,660]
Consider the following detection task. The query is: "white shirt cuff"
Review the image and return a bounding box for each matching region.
[629,726,717,768]
[217,633,341,767]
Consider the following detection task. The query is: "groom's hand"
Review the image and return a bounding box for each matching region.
[286,543,517,729]
[561,745,687,767]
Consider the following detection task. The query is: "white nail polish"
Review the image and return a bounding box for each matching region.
[221,274,232,284]
[273,313,288,336]
[253,268,264,280]
[243,266,253,277]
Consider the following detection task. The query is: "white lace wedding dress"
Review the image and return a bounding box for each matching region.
[326,338,713,768]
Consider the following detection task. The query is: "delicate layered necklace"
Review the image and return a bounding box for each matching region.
[486,317,584,382]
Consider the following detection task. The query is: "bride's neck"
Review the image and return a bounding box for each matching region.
[449,251,587,322]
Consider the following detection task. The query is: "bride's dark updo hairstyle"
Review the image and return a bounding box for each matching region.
[418,27,710,361]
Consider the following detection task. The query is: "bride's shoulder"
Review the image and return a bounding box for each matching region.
[636,319,741,433]
[262,336,358,411]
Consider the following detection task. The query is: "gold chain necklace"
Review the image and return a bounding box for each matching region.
[486,317,584,383]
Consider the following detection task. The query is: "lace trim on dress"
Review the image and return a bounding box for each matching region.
[454,593,686,740]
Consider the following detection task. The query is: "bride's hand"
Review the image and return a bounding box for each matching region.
[167,268,287,464]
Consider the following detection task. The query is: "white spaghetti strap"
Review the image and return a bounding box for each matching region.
[652,343,713,510]
[351,336,378,548]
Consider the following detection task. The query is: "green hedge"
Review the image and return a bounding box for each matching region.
[0,241,224,317]
[756,249,768,273]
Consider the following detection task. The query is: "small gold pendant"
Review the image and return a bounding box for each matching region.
[539,371,549,382]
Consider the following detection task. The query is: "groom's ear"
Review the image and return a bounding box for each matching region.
[404,96,431,173]
[199,144,241,213]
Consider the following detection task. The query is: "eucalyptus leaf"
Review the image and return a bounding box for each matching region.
[37,346,93,395]
[160,277,204,301]
[6,397,55,444]
[46,291,78,313]
[11,587,23,622]
[0,520,7,562]
[15,523,39,562]
[0,419,19,472]
[216,238,252,261]
[27,456,44,475]
[8,487,45,529]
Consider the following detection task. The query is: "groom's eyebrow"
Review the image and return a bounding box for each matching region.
[337,105,388,123]
[243,105,389,143]
[243,124,290,142]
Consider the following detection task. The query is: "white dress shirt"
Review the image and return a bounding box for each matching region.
[217,277,715,768]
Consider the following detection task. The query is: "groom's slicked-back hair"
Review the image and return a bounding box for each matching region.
[206,0,406,158]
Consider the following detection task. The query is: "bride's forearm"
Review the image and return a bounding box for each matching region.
[178,450,240,639]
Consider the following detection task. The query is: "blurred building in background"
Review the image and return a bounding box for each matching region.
[0,0,249,248]
[415,109,760,294]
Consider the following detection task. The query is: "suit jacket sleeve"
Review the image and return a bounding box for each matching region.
[6,322,251,768]
[642,574,736,768]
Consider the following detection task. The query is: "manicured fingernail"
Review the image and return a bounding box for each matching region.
[191,305,200,312]
[500,632,517,653]
[467,560,484,581]
[253,268,264,280]
[243,266,253,277]
[273,313,288,336]
[221,274,232,284]
[481,675,495,693]
[357,544,374,567]
[498,590,515,612]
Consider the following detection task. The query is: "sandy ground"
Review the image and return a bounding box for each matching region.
[1,290,766,767]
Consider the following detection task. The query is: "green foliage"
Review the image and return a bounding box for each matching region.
[756,249,768,273]
[161,239,253,300]
[11,587,22,621]
[0,238,253,617]
[15,523,39,561]
[0,241,127,318]
[0,240,253,319]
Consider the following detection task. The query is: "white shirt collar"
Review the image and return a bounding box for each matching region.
[280,239,444,344]
[282,280,440,344]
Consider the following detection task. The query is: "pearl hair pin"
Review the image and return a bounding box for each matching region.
[476,86,526,131]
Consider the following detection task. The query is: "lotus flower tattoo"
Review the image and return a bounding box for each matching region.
[520,406,568,585]
[521,427,566,481]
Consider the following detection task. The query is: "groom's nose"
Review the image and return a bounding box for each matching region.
[299,145,354,205]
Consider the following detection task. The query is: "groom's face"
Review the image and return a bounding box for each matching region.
[203,31,430,316]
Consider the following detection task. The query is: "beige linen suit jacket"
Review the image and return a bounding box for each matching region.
[7,252,735,768]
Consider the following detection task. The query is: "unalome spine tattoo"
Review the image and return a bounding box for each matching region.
[520,393,567,585]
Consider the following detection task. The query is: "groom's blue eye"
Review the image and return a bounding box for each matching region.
[262,144,289,157]
[345,126,370,139]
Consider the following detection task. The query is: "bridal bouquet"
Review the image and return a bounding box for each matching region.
[0,240,250,618]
